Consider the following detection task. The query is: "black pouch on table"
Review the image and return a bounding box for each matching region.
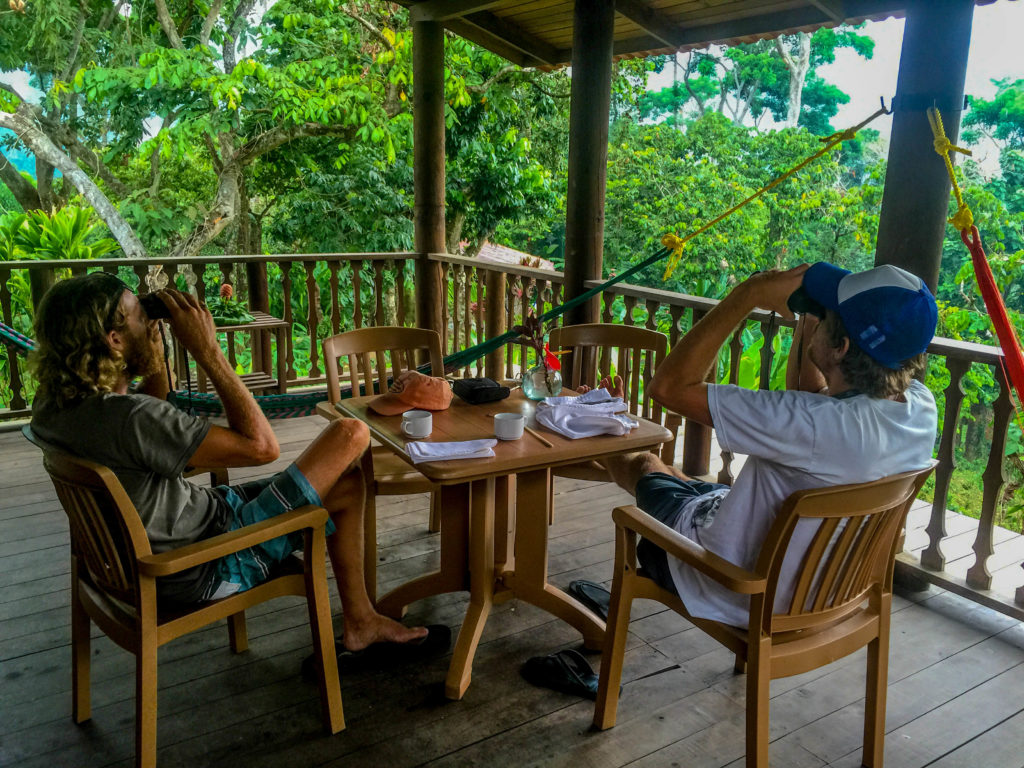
[452,377,510,405]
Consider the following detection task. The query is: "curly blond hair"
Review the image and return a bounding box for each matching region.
[31,273,130,407]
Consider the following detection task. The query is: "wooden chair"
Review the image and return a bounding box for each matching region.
[548,323,682,481]
[320,326,445,602]
[29,433,344,768]
[593,464,936,768]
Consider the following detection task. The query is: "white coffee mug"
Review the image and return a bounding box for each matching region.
[402,410,432,438]
[493,412,525,441]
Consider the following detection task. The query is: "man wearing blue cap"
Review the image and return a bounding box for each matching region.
[598,262,939,628]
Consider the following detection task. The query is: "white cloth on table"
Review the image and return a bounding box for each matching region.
[405,438,497,464]
[534,390,637,439]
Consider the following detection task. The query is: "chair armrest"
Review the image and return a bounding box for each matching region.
[612,505,766,595]
[138,505,329,577]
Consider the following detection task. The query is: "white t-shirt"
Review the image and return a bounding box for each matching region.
[666,380,937,627]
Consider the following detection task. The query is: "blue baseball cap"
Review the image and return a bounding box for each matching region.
[802,262,938,369]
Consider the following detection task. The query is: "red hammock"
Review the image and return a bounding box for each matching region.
[961,225,1024,405]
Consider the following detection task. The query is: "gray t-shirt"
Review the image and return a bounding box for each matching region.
[32,392,228,602]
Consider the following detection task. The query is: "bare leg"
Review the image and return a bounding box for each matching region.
[295,418,427,651]
[599,451,691,495]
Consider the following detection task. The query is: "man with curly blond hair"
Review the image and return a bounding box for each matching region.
[31,272,447,659]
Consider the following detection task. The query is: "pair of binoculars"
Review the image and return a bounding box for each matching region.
[139,293,172,320]
[751,271,826,318]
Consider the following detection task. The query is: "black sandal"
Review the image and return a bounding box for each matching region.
[567,579,611,621]
[520,649,600,700]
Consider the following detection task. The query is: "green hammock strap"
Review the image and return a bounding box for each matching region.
[1,321,36,356]
[437,245,669,372]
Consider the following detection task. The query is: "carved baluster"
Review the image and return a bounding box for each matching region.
[304,261,321,379]
[644,300,659,332]
[759,314,779,390]
[0,266,26,411]
[716,324,746,486]
[373,260,385,327]
[505,276,519,378]
[70,264,88,277]
[451,266,463,367]
[280,261,295,380]
[669,306,685,348]
[623,295,637,327]
[440,262,450,355]
[394,259,407,327]
[966,367,1013,589]
[132,263,149,295]
[921,357,970,569]
[329,261,341,335]
[473,266,484,375]
[601,291,614,323]
[352,260,364,329]
[219,261,233,290]
[462,265,473,374]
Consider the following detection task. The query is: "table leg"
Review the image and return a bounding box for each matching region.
[493,475,516,573]
[503,469,606,650]
[445,477,496,699]
[376,483,470,618]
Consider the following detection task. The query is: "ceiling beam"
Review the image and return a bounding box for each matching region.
[807,0,847,23]
[614,0,689,48]
[457,10,562,66]
[409,0,504,23]
[610,0,905,58]
[442,18,536,67]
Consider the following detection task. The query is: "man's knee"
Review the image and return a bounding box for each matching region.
[324,417,370,450]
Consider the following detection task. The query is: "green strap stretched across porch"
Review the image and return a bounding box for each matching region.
[438,245,670,372]
[1,321,35,356]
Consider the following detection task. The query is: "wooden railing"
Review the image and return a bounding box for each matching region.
[1,251,1019,617]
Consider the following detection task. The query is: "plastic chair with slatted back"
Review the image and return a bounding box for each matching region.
[548,323,682,481]
[318,326,445,603]
[593,463,936,768]
[24,427,344,768]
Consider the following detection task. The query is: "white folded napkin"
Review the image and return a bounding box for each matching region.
[535,391,637,439]
[405,438,498,464]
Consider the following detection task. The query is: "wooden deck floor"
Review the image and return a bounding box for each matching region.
[3,416,1024,768]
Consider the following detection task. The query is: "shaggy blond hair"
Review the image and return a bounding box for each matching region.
[31,273,130,407]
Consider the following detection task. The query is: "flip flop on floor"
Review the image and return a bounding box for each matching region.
[301,624,452,679]
[567,579,611,621]
[520,649,600,700]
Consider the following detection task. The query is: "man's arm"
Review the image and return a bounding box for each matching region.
[785,314,828,394]
[648,265,809,426]
[158,290,279,467]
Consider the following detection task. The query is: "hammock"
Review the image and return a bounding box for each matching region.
[928,107,1024,409]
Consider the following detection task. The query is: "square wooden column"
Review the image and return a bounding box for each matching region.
[413,19,446,338]
[562,0,615,328]
[875,0,975,291]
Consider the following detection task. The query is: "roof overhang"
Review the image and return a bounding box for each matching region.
[398,0,1013,69]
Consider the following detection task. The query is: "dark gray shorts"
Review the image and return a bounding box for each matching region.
[633,473,729,594]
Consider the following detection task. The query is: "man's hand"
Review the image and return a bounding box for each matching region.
[740,264,810,319]
[157,290,222,366]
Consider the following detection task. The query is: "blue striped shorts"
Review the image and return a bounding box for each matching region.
[207,464,331,597]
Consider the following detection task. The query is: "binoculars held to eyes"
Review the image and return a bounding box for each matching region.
[750,271,826,318]
[139,293,172,320]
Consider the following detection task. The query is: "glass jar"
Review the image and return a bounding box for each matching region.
[522,364,563,400]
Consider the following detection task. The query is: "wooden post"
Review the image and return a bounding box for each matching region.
[484,269,506,379]
[874,0,974,292]
[245,262,272,374]
[413,19,446,339]
[28,267,56,313]
[562,0,614,328]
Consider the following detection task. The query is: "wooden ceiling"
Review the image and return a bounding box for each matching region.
[398,0,1010,69]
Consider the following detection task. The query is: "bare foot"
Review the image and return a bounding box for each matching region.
[342,613,429,652]
[578,375,626,399]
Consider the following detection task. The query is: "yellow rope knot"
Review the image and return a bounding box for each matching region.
[949,205,974,232]
[661,232,685,255]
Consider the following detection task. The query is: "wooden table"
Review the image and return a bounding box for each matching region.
[177,311,290,394]
[334,390,672,699]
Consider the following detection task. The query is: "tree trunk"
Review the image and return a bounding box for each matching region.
[236,172,253,255]
[446,209,465,253]
[0,148,42,211]
[36,157,56,211]
[776,33,811,128]
[170,160,240,259]
[0,107,147,258]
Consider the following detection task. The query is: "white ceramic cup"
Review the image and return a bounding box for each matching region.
[401,410,432,438]
[493,412,525,441]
